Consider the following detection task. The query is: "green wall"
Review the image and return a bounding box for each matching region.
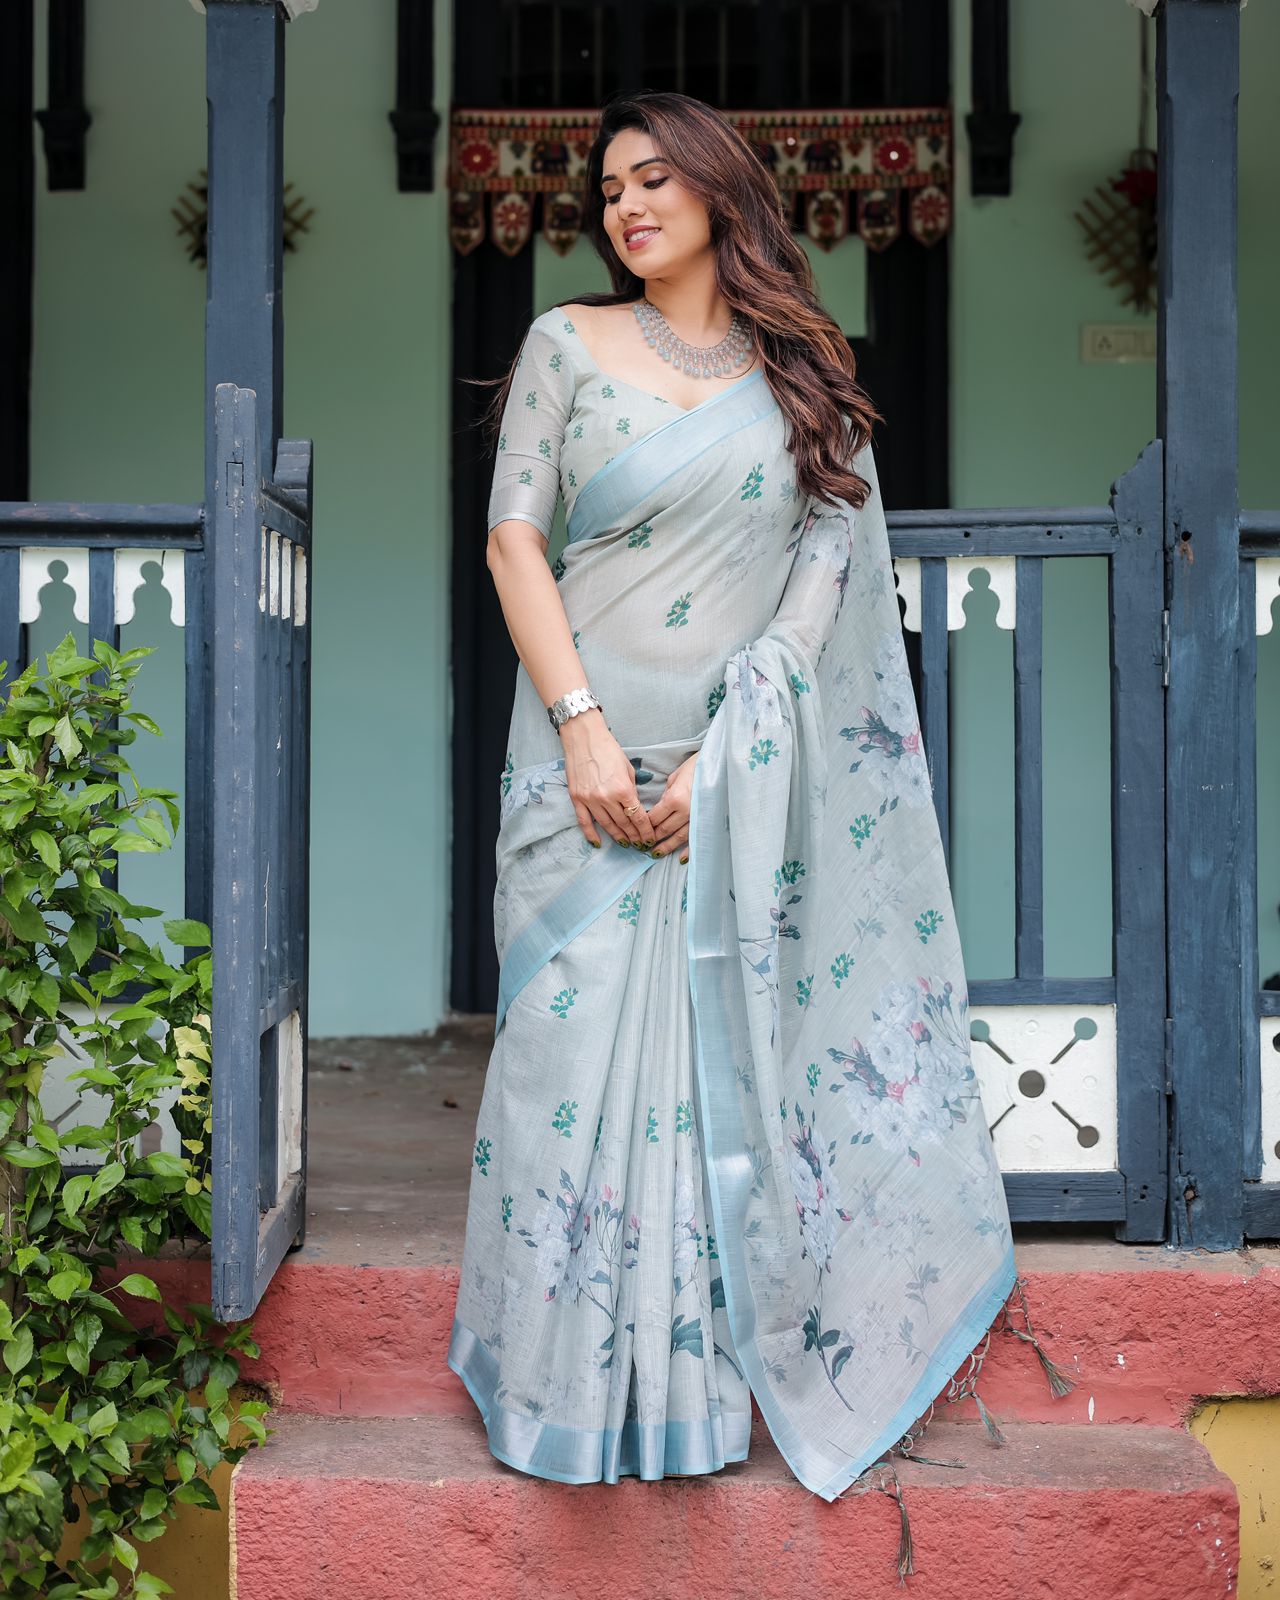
[27,0,1279,1032]
[947,0,1280,982]
[30,0,453,1034]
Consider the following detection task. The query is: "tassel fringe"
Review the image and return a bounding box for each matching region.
[854,1269,1076,1584]
[837,1453,915,1585]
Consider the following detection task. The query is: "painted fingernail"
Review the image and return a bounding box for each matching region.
[680,852,689,864]
[590,838,601,848]
[649,847,662,858]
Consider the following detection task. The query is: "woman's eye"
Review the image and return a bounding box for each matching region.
[605,177,668,205]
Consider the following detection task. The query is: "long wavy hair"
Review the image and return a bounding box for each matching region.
[472,90,883,510]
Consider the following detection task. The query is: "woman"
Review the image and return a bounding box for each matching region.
[449,90,1070,1564]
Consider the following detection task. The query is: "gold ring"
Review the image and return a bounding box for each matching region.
[623,803,641,815]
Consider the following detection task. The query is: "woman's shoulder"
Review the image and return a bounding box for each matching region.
[528,303,580,343]
[523,305,583,373]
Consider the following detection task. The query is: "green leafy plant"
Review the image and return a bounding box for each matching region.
[0,635,269,1597]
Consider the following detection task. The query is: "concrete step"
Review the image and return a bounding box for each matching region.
[228,1410,1238,1600]
[129,1235,1280,1428]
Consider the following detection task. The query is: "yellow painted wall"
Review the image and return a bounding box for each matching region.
[1191,1397,1280,1599]
[53,1389,252,1599]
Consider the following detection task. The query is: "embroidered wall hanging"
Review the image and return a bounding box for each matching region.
[1074,10,1157,312]
[172,169,315,267]
[449,107,952,259]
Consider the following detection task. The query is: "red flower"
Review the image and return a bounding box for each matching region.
[874,137,914,175]
[458,139,496,177]
[1112,165,1157,206]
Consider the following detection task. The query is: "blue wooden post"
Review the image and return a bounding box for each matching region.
[210,381,263,1321]
[1158,0,1242,1248]
[200,0,315,1321]
[188,0,286,936]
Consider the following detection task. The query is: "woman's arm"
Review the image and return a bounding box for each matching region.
[486,516,658,851]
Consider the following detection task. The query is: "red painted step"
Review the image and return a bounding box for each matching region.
[126,1234,1280,1428]
[229,1410,1238,1600]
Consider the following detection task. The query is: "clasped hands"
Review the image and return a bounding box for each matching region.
[560,710,694,861]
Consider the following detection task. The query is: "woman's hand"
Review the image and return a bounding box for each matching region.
[560,710,658,850]
[646,750,697,861]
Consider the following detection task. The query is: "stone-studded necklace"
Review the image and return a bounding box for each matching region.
[632,297,754,379]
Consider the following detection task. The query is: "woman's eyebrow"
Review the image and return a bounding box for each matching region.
[600,156,664,186]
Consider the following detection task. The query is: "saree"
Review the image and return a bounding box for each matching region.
[449,305,1067,1514]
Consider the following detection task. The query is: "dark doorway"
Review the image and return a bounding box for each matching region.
[450,0,951,1011]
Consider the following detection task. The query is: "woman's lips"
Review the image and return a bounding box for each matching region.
[625,227,661,251]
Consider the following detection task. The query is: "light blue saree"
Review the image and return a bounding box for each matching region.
[449,305,1050,1508]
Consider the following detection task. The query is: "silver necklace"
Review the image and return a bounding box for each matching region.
[632,297,753,379]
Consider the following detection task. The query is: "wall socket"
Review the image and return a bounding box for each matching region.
[1082,323,1157,363]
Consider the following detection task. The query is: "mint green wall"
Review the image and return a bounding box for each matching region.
[948,0,1280,982]
[26,1,1279,1032]
[30,0,453,1035]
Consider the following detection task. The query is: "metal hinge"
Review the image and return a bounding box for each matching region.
[1161,609,1170,687]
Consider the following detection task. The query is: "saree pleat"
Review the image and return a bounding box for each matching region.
[450,305,1065,1518]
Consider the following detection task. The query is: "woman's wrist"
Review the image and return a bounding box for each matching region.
[556,705,607,742]
[546,685,603,731]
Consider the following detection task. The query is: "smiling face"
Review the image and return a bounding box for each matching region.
[599,125,712,277]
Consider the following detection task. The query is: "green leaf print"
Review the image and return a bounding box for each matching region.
[498,432,506,452]
[617,417,631,435]
[665,591,693,628]
[552,1099,578,1138]
[525,389,538,410]
[830,952,853,988]
[618,888,641,926]
[601,382,615,399]
[671,1314,704,1358]
[550,987,578,1019]
[748,738,778,769]
[675,1099,693,1135]
[849,814,877,849]
[518,467,534,486]
[915,908,944,942]
[772,859,806,894]
[739,462,765,500]
[538,437,552,457]
[807,1062,821,1096]
[548,350,563,372]
[474,1137,492,1176]
[501,1193,513,1231]
[627,522,653,548]
[707,680,726,718]
[790,671,811,695]
[646,1106,659,1144]
[500,750,514,798]
[795,974,813,1007]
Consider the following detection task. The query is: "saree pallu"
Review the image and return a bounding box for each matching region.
[450,312,1065,1512]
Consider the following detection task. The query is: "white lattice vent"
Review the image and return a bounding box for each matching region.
[893,555,1018,634]
[969,1002,1119,1172]
[1259,1017,1280,1182]
[1256,558,1280,636]
[19,547,187,628]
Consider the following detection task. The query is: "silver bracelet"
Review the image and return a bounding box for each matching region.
[547,685,603,730]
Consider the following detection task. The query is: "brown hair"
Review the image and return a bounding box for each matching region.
[472,90,883,511]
